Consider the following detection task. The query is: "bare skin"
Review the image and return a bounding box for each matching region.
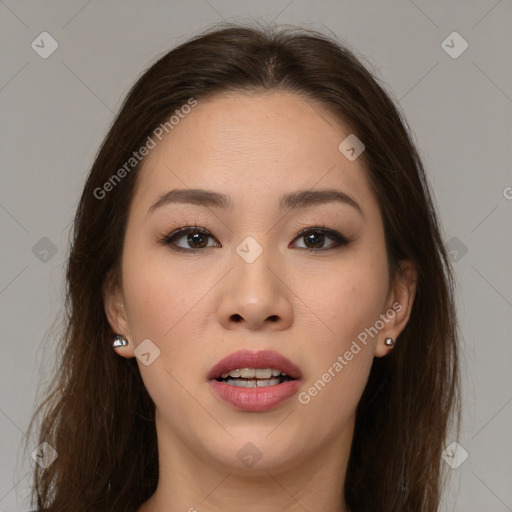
[104,91,416,512]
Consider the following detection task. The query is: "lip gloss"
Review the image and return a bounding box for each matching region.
[209,379,301,412]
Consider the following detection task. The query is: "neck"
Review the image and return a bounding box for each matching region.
[137,412,353,512]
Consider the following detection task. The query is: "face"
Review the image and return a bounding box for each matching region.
[105,92,415,475]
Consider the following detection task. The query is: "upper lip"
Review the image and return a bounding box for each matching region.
[208,349,303,380]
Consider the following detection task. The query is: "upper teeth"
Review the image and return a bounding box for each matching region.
[220,368,288,379]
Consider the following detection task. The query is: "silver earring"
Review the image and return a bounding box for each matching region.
[113,334,128,348]
[384,337,395,347]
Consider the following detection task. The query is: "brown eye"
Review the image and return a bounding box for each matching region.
[186,232,209,249]
[161,227,220,251]
[303,231,325,249]
[291,228,350,251]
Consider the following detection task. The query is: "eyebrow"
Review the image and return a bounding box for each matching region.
[280,189,363,216]
[147,188,363,216]
[148,188,232,212]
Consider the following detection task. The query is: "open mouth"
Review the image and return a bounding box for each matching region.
[215,368,297,388]
[208,351,302,411]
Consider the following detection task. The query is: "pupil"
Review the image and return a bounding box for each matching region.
[306,232,324,248]
[188,232,207,248]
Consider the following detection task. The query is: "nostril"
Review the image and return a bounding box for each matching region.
[268,315,279,322]
[231,314,243,323]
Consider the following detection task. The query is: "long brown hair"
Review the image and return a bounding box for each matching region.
[25,22,459,511]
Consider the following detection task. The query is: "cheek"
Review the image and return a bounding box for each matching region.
[122,239,195,330]
[293,255,388,417]
[298,255,389,345]
[121,244,220,373]
[120,247,214,405]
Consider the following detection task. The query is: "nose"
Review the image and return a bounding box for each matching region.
[216,247,293,332]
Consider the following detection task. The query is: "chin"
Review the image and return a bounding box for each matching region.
[200,429,304,474]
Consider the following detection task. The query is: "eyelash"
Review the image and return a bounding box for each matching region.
[158,223,351,254]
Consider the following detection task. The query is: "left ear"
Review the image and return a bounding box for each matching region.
[374,260,417,357]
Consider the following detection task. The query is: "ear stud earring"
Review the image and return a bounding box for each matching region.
[112,334,128,348]
[384,337,395,347]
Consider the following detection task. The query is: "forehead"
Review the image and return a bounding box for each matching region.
[134,91,373,212]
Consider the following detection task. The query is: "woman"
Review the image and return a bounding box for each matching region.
[25,23,460,511]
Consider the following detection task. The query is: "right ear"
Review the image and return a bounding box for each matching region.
[103,268,134,358]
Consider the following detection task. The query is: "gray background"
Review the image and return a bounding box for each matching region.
[1,1,511,510]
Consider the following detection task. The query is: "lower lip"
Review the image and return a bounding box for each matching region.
[209,379,301,412]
